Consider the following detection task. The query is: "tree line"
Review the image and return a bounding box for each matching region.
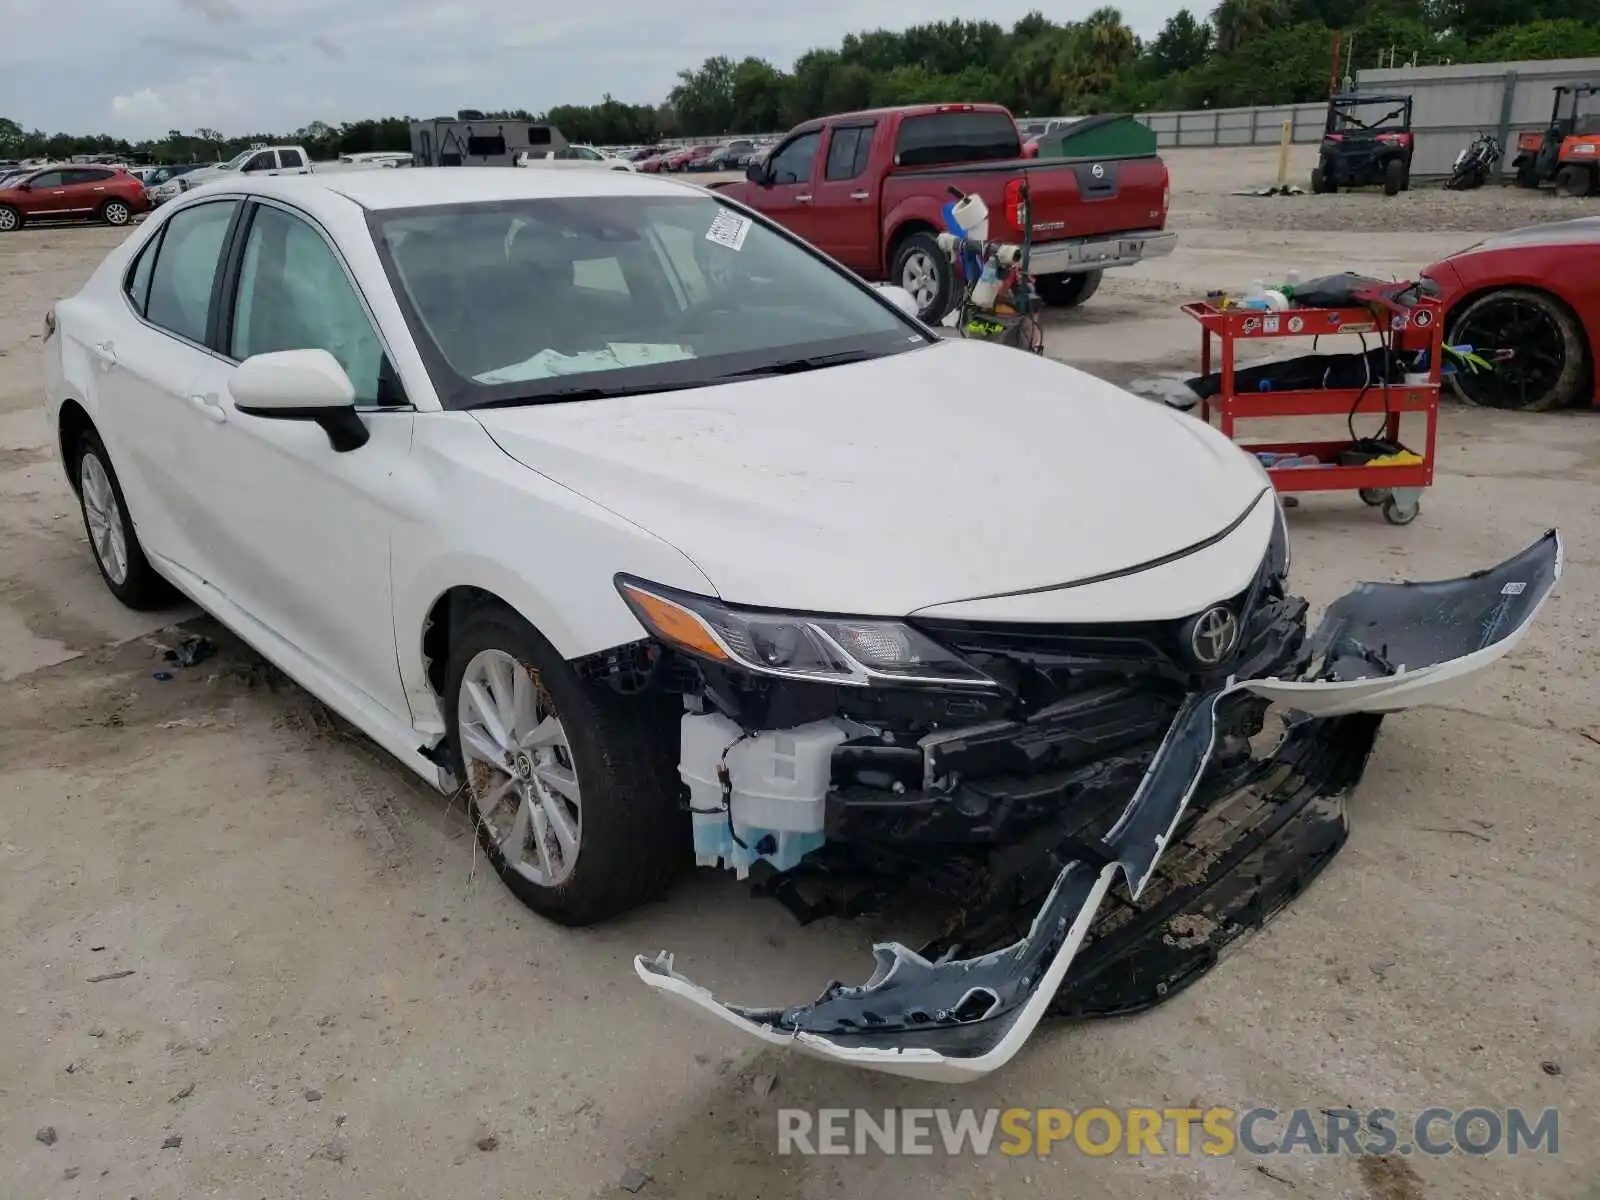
[3,1,1598,163]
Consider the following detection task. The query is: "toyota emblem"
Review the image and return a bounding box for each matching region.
[1188,605,1239,667]
[1091,162,1105,178]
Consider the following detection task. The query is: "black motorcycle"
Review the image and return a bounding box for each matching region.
[1445,132,1502,190]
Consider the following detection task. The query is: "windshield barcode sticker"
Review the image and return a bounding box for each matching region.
[706,211,751,251]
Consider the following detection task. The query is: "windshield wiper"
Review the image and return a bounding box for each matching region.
[714,348,887,380]
[466,377,717,409]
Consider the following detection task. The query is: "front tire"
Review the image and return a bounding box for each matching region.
[75,429,172,609]
[1447,288,1587,412]
[0,204,21,233]
[1383,159,1403,196]
[445,606,685,926]
[1035,269,1103,308]
[891,231,954,322]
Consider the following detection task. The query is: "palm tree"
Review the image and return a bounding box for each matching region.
[1212,0,1288,53]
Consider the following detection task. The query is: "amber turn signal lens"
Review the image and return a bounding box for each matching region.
[619,584,731,662]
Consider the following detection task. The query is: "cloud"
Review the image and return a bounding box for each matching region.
[0,0,1190,138]
[177,0,243,22]
[143,32,255,61]
[110,70,242,131]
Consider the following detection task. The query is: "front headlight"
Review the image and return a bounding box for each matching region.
[1267,494,1291,579]
[615,577,995,688]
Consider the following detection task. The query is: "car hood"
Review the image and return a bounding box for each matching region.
[1454,216,1600,255]
[471,339,1268,616]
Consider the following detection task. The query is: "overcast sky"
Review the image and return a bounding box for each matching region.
[2,0,1187,138]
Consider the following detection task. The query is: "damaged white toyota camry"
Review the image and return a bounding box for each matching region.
[46,169,1560,1082]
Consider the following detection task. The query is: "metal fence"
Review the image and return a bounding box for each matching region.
[1134,104,1327,148]
[1356,56,1600,179]
[1128,56,1600,179]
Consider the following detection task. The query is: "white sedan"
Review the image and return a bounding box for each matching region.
[44,168,1559,1081]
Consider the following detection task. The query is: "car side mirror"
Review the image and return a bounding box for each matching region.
[229,349,369,452]
[745,159,768,185]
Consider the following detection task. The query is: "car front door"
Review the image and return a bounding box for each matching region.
[17,169,73,218]
[93,197,242,571]
[750,129,824,246]
[813,123,878,271]
[180,198,413,720]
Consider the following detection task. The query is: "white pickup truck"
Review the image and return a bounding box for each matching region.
[516,145,635,171]
[171,145,312,193]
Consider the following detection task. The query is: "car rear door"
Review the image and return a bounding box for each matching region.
[65,167,119,215]
[179,198,414,721]
[813,121,879,272]
[277,147,310,175]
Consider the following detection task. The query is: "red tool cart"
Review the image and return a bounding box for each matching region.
[1182,293,1443,526]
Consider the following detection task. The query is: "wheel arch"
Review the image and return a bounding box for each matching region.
[57,398,95,495]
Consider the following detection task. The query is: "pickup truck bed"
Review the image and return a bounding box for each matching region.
[714,104,1174,320]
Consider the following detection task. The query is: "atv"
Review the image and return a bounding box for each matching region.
[1512,82,1600,198]
[1310,93,1415,197]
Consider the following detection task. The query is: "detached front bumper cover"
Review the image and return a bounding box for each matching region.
[635,531,1562,1082]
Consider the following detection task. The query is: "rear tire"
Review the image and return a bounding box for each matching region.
[74,428,173,609]
[1383,159,1403,196]
[1311,166,1335,194]
[890,231,954,323]
[445,605,685,926]
[99,199,131,226]
[1555,165,1592,198]
[0,204,21,233]
[1034,269,1103,308]
[1514,161,1540,189]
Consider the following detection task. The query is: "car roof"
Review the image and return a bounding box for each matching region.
[215,167,709,213]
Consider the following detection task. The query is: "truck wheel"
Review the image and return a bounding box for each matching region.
[1383,159,1403,196]
[891,232,953,322]
[1514,161,1540,189]
[1555,165,1592,198]
[1035,270,1102,308]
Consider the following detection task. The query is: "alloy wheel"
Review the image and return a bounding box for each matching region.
[900,250,940,310]
[104,202,130,226]
[0,209,17,232]
[457,647,582,887]
[80,451,129,586]
[1451,295,1570,410]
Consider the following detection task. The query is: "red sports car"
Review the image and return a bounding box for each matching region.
[1422,217,1600,411]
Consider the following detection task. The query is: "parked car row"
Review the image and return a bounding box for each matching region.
[635,139,775,173]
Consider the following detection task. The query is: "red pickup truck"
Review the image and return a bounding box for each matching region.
[714,103,1174,321]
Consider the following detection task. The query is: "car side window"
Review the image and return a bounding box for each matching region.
[29,171,66,188]
[124,232,161,315]
[242,152,275,172]
[144,200,238,344]
[279,149,305,169]
[825,127,871,181]
[229,204,386,408]
[768,131,821,185]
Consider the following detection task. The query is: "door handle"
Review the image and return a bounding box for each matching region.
[796,194,812,203]
[188,393,228,424]
[91,341,117,369]
[850,190,869,200]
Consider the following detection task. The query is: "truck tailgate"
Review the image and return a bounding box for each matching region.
[890,155,1167,240]
[1021,155,1167,238]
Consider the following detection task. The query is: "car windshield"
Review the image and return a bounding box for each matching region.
[220,149,254,171]
[368,192,930,409]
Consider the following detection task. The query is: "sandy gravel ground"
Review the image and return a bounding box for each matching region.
[2,150,1598,1200]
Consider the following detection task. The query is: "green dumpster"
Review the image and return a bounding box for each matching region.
[1032,114,1156,159]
